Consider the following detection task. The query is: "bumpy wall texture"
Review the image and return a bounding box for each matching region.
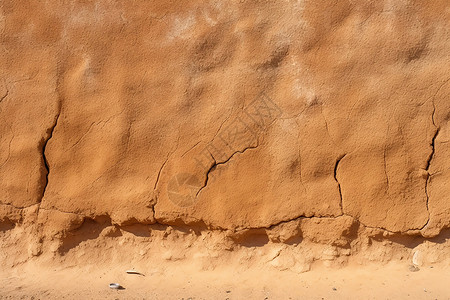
[1,0,449,247]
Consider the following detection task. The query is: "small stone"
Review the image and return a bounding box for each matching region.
[409,265,420,272]
[226,290,231,293]
[332,287,337,291]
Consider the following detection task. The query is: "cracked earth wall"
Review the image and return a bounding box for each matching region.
[1,0,450,268]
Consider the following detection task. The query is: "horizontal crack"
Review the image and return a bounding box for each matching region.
[240,213,408,235]
[0,204,431,236]
[39,207,86,217]
[0,203,40,210]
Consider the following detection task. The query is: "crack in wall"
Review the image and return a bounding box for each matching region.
[68,108,126,151]
[0,132,13,168]
[180,141,201,158]
[0,89,8,103]
[40,112,61,206]
[418,78,448,230]
[154,156,169,190]
[320,105,337,148]
[3,201,423,236]
[34,59,67,216]
[211,108,234,141]
[196,144,259,197]
[383,146,390,192]
[420,78,446,230]
[421,127,439,230]
[430,77,450,126]
[0,203,40,210]
[425,128,439,171]
[383,121,392,194]
[418,79,448,231]
[153,138,180,191]
[431,100,437,127]
[334,154,346,213]
[39,206,84,216]
[196,152,216,197]
[237,213,406,234]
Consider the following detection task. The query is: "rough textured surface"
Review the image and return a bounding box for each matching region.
[1,0,450,277]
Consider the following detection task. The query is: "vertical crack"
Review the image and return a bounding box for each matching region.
[154,156,169,190]
[383,146,390,192]
[154,160,167,190]
[0,89,8,103]
[196,152,216,197]
[421,127,439,230]
[153,137,180,190]
[383,122,391,193]
[0,130,13,168]
[40,112,61,203]
[0,78,8,103]
[425,128,439,171]
[34,56,65,219]
[39,69,63,205]
[431,101,436,127]
[430,77,450,126]
[334,154,346,213]
[420,78,448,231]
[320,105,336,146]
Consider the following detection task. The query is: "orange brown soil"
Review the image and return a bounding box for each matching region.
[0,0,449,298]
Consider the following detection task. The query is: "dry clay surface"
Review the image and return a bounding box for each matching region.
[1,0,450,276]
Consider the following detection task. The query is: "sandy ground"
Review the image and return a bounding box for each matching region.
[1,262,449,299]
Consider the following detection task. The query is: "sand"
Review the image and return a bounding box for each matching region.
[2,262,449,299]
